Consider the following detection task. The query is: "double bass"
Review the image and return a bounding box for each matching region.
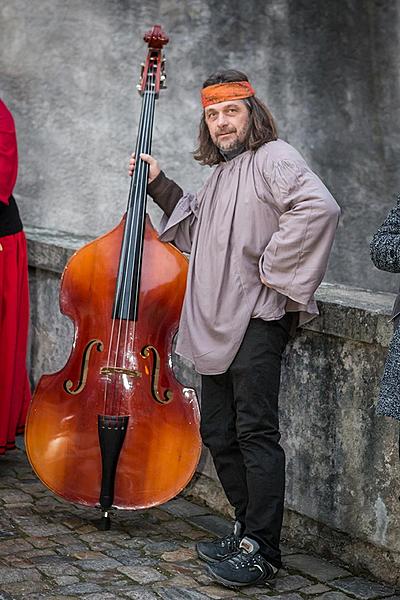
[25,26,201,528]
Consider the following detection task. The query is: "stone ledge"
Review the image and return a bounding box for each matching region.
[25,225,396,347]
[25,225,93,274]
[307,283,395,348]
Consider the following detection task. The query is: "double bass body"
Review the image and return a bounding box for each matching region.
[26,217,201,509]
[25,26,201,512]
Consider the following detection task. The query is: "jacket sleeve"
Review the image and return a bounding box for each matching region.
[147,170,183,217]
[370,196,400,273]
[146,170,199,253]
[259,160,340,305]
[147,170,198,253]
[158,192,199,254]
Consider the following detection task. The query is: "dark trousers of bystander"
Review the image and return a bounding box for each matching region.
[200,315,293,569]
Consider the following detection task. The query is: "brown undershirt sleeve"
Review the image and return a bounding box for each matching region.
[147,171,183,218]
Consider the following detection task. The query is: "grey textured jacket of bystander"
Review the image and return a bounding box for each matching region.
[370,195,400,421]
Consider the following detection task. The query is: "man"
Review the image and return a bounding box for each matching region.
[129,70,340,588]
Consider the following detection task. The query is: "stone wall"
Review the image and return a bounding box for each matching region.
[2,0,400,292]
[26,226,400,585]
[187,285,400,585]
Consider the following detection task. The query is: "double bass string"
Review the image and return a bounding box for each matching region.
[124,69,156,334]
[103,84,152,413]
[102,61,156,415]
[123,69,157,360]
[120,64,156,367]
[106,69,154,409]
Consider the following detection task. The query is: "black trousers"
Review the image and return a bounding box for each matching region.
[200,316,292,569]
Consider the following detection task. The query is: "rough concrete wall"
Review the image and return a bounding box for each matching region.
[2,0,400,292]
[282,335,398,548]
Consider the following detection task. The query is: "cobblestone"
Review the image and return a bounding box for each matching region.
[0,448,399,599]
[117,565,168,584]
[257,594,304,600]
[161,498,211,518]
[329,577,396,599]
[272,575,314,592]
[186,515,232,537]
[299,583,332,595]
[124,589,160,599]
[283,554,351,581]
[316,593,354,600]
[0,567,41,584]
[58,582,103,595]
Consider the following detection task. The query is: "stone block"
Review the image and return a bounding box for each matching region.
[300,583,333,595]
[161,497,211,518]
[153,587,212,599]
[0,567,42,584]
[58,582,102,595]
[329,577,397,599]
[76,557,123,572]
[272,574,314,592]
[117,565,167,584]
[315,594,353,600]
[258,594,304,600]
[185,514,232,537]
[125,589,160,599]
[283,554,350,581]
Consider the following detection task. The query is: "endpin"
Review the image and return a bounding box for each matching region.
[98,510,111,531]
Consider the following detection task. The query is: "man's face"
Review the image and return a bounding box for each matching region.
[204,99,250,152]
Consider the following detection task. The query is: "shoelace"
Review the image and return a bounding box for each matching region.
[219,533,240,551]
[228,550,263,570]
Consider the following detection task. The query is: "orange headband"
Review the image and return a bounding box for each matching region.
[201,81,255,108]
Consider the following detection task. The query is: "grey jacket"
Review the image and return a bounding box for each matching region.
[370,195,400,421]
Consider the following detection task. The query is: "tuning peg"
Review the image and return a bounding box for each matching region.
[136,84,142,90]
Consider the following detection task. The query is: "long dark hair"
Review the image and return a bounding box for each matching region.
[193,70,278,166]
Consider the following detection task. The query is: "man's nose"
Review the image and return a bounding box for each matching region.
[216,112,228,127]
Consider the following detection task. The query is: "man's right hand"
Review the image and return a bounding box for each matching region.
[129,153,161,184]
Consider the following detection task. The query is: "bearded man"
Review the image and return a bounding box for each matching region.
[129,69,340,589]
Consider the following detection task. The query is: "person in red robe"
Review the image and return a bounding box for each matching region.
[0,98,31,455]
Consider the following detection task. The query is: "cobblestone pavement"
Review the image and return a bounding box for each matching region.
[1,448,399,600]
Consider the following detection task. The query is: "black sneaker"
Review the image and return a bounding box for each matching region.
[196,521,242,563]
[207,536,278,588]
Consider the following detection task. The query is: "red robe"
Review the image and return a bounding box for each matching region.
[0,99,31,454]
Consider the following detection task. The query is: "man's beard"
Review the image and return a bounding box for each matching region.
[216,138,241,151]
[215,126,247,151]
